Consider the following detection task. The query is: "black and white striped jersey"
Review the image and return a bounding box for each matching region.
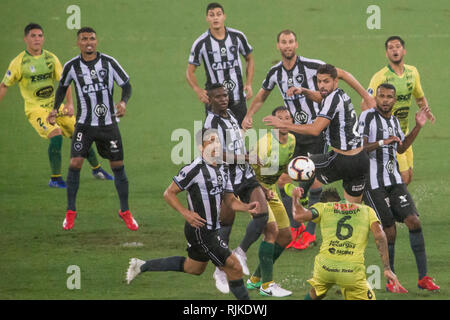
[58,52,129,126]
[204,109,255,187]
[173,156,234,231]
[188,27,253,104]
[262,55,325,126]
[359,108,405,189]
[318,88,362,151]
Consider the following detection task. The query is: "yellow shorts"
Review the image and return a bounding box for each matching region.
[307,255,376,300]
[26,104,75,139]
[266,186,290,230]
[397,145,413,172]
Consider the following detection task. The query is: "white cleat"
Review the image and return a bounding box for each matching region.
[233,247,249,276]
[213,267,229,294]
[126,258,145,284]
[259,282,292,297]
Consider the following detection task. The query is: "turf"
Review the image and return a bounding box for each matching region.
[0,0,449,301]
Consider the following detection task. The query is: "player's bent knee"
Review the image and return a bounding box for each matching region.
[276,228,292,247]
[263,221,278,242]
[404,214,421,230]
[70,157,84,169]
[48,128,62,139]
[224,255,243,280]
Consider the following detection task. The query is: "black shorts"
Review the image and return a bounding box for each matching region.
[310,150,369,197]
[184,223,232,267]
[204,100,247,127]
[293,132,328,158]
[233,175,261,203]
[71,123,124,161]
[363,184,418,228]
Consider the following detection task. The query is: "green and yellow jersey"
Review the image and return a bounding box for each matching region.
[367,64,424,134]
[310,201,380,265]
[251,130,295,187]
[2,50,63,113]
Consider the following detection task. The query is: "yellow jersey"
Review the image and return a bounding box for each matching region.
[311,201,380,265]
[367,64,424,134]
[2,50,63,113]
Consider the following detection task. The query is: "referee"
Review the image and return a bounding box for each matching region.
[125,128,258,300]
[186,2,254,126]
[47,27,138,231]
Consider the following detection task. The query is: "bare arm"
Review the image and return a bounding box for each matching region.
[0,82,9,104]
[286,86,322,103]
[223,192,259,214]
[186,64,209,104]
[397,107,430,153]
[163,181,207,228]
[242,88,271,130]
[243,53,254,100]
[292,187,314,223]
[263,114,330,136]
[416,96,435,123]
[337,68,375,109]
[362,136,401,153]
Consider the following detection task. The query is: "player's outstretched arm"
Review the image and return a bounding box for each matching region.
[242,88,271,130]
[224,192,259,214]
[337,68,376,109]
[397,107,429,154]
[286,86,322,103]
[163,181,207,228]
[416,96,435,123]
[0,83,9,104]
[291,187,313,223]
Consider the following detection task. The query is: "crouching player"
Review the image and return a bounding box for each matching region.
[125,128,259,300]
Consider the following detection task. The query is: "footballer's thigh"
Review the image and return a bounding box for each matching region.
[27,107,62,139]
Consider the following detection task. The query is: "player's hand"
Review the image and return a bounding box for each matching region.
[115,101,126,118]
[62,103,74,117]
[364,95,377,109]
[384,270,408,293]
[244,84,253,100]
[417,106,434,126]
[183,210,207,228]
[263,115,284,129]
[292,187,305,199]
[195,88,209,104]
[385,135,402,146]
[242,114,253,130]
[247,201,260,214]
[286,86,303,97]
[264,189,274,201]
[46,110,57,125]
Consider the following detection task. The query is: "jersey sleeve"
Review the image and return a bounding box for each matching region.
[52,54,63,81]
[318,92,338,120]
[173,164,199,191]
[368,207,380,226]
[109,58,130,87]
[358,110,371,138]
[236,32,253,57]
[188,36,203,66]
[2,56,21,87]
[412,67,425,99]
[367,72,384,97]
[59,61,75,87]
[223,165,234,193]
[261,67,277,91]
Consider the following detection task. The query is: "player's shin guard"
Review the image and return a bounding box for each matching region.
[409,228,428,280]
[112,166,129,212]
[66,167,80,211]
[229,279,250,300]
[140,256,186,273]
[48,135,63,175]
[238,212,268,252]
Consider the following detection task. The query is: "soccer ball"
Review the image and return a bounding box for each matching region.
[287,156,315,181]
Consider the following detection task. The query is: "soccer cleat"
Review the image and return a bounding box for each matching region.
[233,247,249,276]
[286,224,306,249]
[418,276,440,291]
[246,279,262,290]
[119,210,139,231]
[49,177,67,188]
[259,282,292,297]
[126,258,145,284]
[63,210,77,230]
[293,231,316,250]
[92,167,114,180]
[213,268,229,294]
[386,281,408,293]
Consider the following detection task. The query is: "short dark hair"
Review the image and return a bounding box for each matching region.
[195,128,219,146]
[317,64,338,79]
[277,29,297,42]
[271,106,290,116]
[206,83,226,96]
[385,36,405,49]
[206,2,224,14]
[319,188,341,202]
[77,27,96,36]
[24,23,43,36]
[377,83,396,95]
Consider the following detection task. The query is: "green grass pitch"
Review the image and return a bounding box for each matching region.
[0,0,449,301]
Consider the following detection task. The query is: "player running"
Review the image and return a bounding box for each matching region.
[0,23,112,188]
[292,187,405,300]
[362,36,435,185]
[125,128,258,300]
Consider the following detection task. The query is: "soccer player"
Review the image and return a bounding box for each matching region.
[47,27,137,231]
[264,64,369,205]
[359,83,439,292]
[362,36,435,185]
[0,23,112,188]
[292,187,404,300]
[125,128,258,300]
[245,106,295,297]
[186,2,254,125]
[204,83,271,294]
[243,30,375,250]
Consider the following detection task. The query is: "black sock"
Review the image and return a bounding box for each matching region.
[218,225,233,245]
[140,256,186,272]
[66,167,80,211]
[112,166,129,212]
[388,242,395,273]
[305,222,316,235]
[239,213,268,252]
[308,187,322,206]
[280,188,301,228]
[409,228,427,280]
[229,279,250,300]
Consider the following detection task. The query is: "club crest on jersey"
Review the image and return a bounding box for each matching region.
[229,45,237,55]
[295,74,304,84]
[73,142,83,152]
[98,69,107,80]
